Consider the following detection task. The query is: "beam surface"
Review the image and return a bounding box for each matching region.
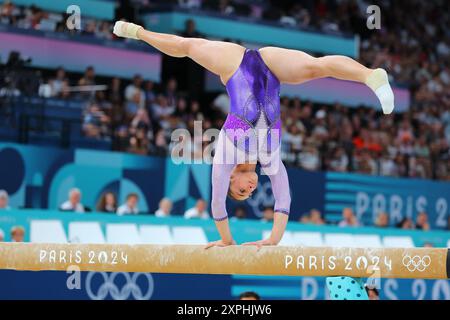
[0,243,448,279]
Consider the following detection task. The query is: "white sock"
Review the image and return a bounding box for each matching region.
[365,68,395,115]
[113,21,143,40]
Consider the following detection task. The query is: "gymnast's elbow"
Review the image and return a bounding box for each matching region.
[211,198,225,215]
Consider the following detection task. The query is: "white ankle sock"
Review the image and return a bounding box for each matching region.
[113,21,143,40]
[365,68,395,114]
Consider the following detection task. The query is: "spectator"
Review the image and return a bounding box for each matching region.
[117,193,140,216]
[10,226,25,242]
[415,212,431,231]
[78,66,96,99]
[365,286,380,300]
[338,207,360,227]
[155,198,172,217]
[127,130,150,155]
[0,190,11,210]
[184,199,209,219]
[165,78,178,107]
[178,0,202,10]
[125,74,145,115]
[60,188,86,213]
[82,103,110,138]
[39,67,68,98]
[299,214,310,224]
[152,94,175,122]
[261,207,274,222]
[0,228,4,242]
[96,191,117,213]
[423,242,434,248]
[232,206,247,220]
[180,19,203,38]
[396,218,414,230]
[144,80,156,109]
[375,212,389,228]
[109,77,122,103]
[309,209,325,225]
[238,291,260,300]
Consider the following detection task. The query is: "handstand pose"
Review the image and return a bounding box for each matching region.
[113,21,395,248]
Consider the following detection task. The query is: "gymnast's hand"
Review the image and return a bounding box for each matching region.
[205,239,236,249]
[242,238,278,250]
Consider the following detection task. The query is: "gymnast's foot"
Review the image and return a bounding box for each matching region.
[365,68,395,115]
[113,21,143,40]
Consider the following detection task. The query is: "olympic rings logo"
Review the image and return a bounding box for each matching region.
[402,255,431,272]
[86,272,154,300]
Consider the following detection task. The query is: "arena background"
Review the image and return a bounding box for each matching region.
[0,0,449,300]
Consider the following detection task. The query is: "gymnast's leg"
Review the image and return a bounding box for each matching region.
[258,47,395,114]
[113,21,245,85]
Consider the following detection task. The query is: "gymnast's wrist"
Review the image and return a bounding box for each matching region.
[268,234,281,245]
[222,238,235,245]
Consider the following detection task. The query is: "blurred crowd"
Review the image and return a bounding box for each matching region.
[0,0,120,41]
[30,64,450,180]
[2,188,449,235]
[0,0,449,182]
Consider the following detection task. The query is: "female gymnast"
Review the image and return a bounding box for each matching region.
[113,21,395,249]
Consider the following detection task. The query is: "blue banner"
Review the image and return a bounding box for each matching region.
[1,143,449,229]
[0,270,448,300]
[324,172,450,228]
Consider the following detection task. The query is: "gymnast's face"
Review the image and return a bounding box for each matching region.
[229,170,258,201]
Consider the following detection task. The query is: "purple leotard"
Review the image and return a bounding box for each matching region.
[211,49,291,221]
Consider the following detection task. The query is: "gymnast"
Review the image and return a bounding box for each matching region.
[113,21,395,249]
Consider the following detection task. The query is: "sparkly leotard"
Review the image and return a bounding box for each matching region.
[211,49,291,221]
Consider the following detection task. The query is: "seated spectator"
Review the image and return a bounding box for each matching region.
[338,208,360,227]
[155,198,172,217]
[365,285,380,300]
[152,95,175,122]
[82,103,110,138]
[60,188,86,213]
[78,66,96,99]
[96,191,117,213]
[309,209,325,225]
[52,67,68,97]
[125,74,145,115]
[0,190,11,210]
[0,229,4,242]
[239,291,260,300]
[144,80,156,109]
[231,206,247,220]
[423,242,434,247]
[127,129,150,155]
[396,218,414,229]
[375,212,389,228]
[299,214,310,224]
[415,211,430,231]
[10,226,25,242]
[184,199,209,219]
[117,193,140,216]
[261,207,274,222]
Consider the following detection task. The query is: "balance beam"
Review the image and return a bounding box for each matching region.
[0,243,448,279]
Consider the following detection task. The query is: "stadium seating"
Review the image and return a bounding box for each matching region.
[68,221,105,244]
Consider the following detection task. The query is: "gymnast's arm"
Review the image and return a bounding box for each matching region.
[205,162,236,248]
[243,158,291,247]
[266,158,291,245]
